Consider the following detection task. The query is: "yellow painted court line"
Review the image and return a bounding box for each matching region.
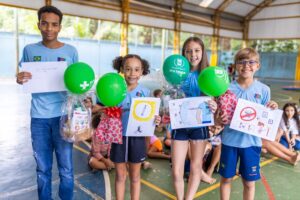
[75,145,280,199]
[74,144,175,199]
[141,179,176,199]
[74,144,112,199]
[194,157,278,198]
[74,144,90,155]
[82,140,91,149]
[261,157,278,167]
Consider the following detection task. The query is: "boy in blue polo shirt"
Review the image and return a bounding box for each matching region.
[218,48,278,200]
[16,6,78,200]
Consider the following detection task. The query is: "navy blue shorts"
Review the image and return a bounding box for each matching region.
[219,144,261,181]
[171,127,209,141]
[110,136,146,163]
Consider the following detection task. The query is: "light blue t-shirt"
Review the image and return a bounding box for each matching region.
[20,42,78,118]
[120,84,150,136]
[181,71,201,97]
[221,80,270,148]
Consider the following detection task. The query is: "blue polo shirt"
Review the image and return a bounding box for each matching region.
[20,42,78,118]
[221,80,270,148]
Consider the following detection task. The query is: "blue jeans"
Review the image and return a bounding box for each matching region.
[31,117,73,200]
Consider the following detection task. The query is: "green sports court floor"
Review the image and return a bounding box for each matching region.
[0,78,299,200]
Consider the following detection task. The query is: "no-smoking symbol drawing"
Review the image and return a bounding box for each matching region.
[240,107,256,121]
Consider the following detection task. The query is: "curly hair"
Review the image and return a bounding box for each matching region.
[112,54,150,75]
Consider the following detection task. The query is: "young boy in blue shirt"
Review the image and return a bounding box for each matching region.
[218,48,278,200]
[16,6,78,200]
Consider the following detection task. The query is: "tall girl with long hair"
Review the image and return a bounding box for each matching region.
[171,37,217,200]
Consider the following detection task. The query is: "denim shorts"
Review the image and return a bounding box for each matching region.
[171,127,209,141]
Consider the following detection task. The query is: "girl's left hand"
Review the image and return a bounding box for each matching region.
[154,115,161,125]
[207,100,217,114]
[266,101,278,110]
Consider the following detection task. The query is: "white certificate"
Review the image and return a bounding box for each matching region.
[230,99,283,141]
[21,61,67,93]
[169,97,214,129]
[125,97,161,137]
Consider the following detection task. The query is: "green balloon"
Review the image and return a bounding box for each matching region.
[64,62,95,94]
[198,66,229,97]
[163,55,190,85]
[96,73,127,107]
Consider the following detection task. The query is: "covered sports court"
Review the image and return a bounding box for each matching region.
[1,0,300,199]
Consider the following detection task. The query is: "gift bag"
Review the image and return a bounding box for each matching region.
[60,95,92,143]
[216,90,237,124]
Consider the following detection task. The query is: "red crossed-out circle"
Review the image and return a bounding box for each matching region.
[240,107,256,121]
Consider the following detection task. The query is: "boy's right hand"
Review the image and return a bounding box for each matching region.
[16,71,32,85]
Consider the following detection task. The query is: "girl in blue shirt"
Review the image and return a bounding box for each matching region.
[110,54,161,200]
[171,37,217,200]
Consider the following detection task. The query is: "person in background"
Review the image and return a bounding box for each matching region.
[153,89,164,132]
[147,134,171,159]
[277,103,300,151]
[204,125,223,177]
[89,113,115,171]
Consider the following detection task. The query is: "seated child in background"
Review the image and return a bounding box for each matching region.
[88,113,115,171]
[185,142,216,185]
[147,134,171,159]
[203,125,224,177]
[163,124,172,149]
[84,95,105,116]
[262,138,300,165]
[277,103,300,151]
[84,96,93,111]
[153,89,164,132]
[153,89,163,98]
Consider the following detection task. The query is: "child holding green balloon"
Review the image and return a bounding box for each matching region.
[218,48,278,200]
[170,37,218,200]
[109,54,161,200]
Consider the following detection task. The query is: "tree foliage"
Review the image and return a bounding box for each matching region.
[0,5,299,53]
[251,40,300,53]
[0,7,15,32]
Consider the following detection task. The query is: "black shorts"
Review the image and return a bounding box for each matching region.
[110,136,146,163]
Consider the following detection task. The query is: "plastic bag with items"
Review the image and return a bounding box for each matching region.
[161,86,186,125]
[60,95,92,143]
